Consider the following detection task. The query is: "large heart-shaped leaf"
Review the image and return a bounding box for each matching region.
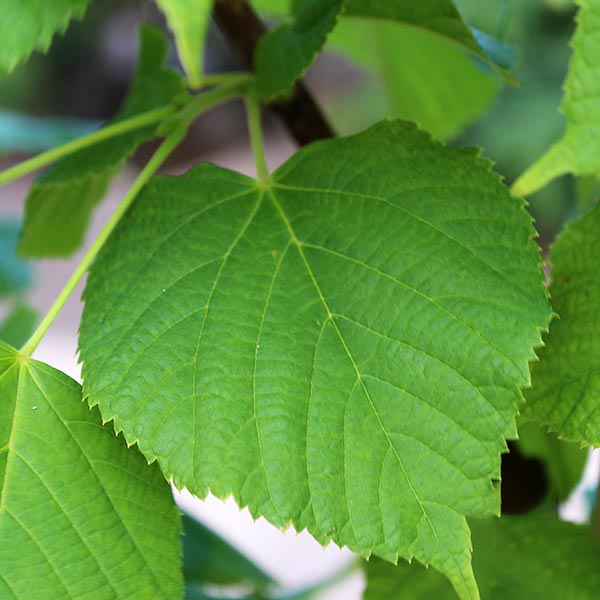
[80,121,550,598]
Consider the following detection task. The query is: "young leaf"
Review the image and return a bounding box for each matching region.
[328,19,499,140]
[0,342,183,598]
[0,0,89,72]
[513,0,600,196]
[364,512,600,599]
[154,0,213,88]
[254,0,345,100]
[79,121,550,599]
[18,25,188,258]
[525,203,600,445]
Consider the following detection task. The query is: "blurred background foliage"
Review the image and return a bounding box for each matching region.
[0,0,586,246]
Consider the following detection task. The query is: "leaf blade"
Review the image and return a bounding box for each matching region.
[525,203,600,444]
[0,0,89,72]
[18,25,188,258]
[365,512,600,599]
[0,342,183,598]
[80,121,550,599]
[513,0,600,195]
[154,0,213,87]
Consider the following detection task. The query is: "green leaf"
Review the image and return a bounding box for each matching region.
[364,512,600,599]
[182,513,272,588]
[79,121,550,600]
[18,25,188,258]
[0,302,37,348]
[512,0,600,196]
[154,0,213,88]
[517,421,587,501]
[0,222,32,298]
[343,0,485,59]
[0,0,89,72]
[525,203,600,445]
[0,342,183,598]
[327,19,499,140]
[254,0,345,100]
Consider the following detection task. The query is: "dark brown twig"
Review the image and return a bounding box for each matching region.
[212,0,335,146]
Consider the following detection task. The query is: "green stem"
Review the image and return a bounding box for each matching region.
[198,71,254,89]
[0,106,174,187]
[19,83,249,357]
[245,95,269,182]
[172,80,249,128]
[19,125,185,358]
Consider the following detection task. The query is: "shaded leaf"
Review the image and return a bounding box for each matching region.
[155,0,213,88]
[0,341,183,598]
[328,19,499,139]
[513,0,600,195]
[364,512,600,599]
[18,25,188,258]
[183,513,272,588]
[0,0,89,72]
[517,420,587,501]
[80,121,549,599]
[525,203,600,444]
[254,0,345,99]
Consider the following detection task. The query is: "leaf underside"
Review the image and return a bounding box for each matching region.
[18,25,188,258]
[513,0,600,195]
[154,0,213,88]
[328,19,499,140]
[0,0,89,72]
[526,203,600,445]
[0,342,182,599]
[365,511,600,599]
[254,0,345,100]
[80,121,549,599]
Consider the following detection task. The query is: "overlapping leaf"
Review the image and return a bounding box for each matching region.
[364,512,600,599]
[0,342,183,598]
[328,19,498,139]
[18,25,188,258]
[0,0,89,72]
[155,0,213,88]
[526,203,600,444]
[79,121,549,599]
[254,0,345,99]
[513,0,600,196]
